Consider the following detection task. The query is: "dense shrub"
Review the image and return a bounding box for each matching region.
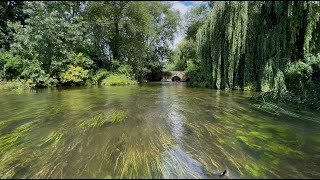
[60,66,89,85]
[101,74,138,86]
[146,61,163,82]
[304,53,320,81]
[117,64,133,77]
[0,52,23,80]
[67,52,95,70]
[285,54,320,97]
[21,60,57,87]
[185,60,207,87]
[91,69,109,85]
[0,79,35,91]
[285,61,312,98]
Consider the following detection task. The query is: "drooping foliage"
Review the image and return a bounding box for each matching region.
[196,1,320,93]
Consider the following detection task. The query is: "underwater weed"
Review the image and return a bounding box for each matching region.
[0,120,40,154]
[78,113,107,130]
[107,110,128,124]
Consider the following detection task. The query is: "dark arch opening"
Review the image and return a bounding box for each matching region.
[172,76,181,82]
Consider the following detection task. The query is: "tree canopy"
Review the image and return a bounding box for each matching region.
[0,1,180,86]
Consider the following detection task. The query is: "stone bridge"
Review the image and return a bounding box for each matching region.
[161,71,188,82]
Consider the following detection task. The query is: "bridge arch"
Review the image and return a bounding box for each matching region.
[162,71,187,82]
[171,76,181,82]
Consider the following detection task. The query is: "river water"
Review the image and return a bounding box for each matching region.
[0,82,319,178]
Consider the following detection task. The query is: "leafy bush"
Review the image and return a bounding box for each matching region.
[146,61,163,81]
[185,60,207,87]
[285,61,313,98]
[60,66,89,85]
[0,52,4,78]
[304,53,320,81]
[282,53,320,109]
[117,64,133,76]
[0,52,24,80]
[21,60,56,87]
[0,79,34,91]
[92,69,109,85]
[110,60,121,71]
[101,74,138,86]
[0,52,6,72]
[67,52,94,69]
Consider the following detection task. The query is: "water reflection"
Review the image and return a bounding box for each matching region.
[157,83,207,178]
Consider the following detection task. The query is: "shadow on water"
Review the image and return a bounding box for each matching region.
[0,82,319,178]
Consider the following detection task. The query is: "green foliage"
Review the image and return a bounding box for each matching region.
[85,1,180,81]
[0,1,27,50]
[185,60,207,87]
[60,66,89,85]
[184,3,210,40]
[167,39,197,71]
[117,64,133,77]
[91,69,109,85]
[255,53,320,109]
[283,53,320,108]
[0,51,6,72]
[101,74,138,86]
[0,52,23,80]
[195,1,320,91]
[1,1,180,87]
[22,60,56,87]
[67,52,95,70]
[285,61,313,97]
[10,1,91,74]
[146,61,164,81]
[304,53,320,80]
[0,79,34,91]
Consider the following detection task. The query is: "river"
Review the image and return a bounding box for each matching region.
[0,82,319,178]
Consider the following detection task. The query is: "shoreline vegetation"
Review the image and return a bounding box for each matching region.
[1,1,320,111]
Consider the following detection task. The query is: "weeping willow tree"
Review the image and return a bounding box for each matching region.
[196,1,320,92]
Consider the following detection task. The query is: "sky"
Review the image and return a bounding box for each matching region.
[170,1,205,49]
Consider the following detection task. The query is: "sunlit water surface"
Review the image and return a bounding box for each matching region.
[0,82,319,178]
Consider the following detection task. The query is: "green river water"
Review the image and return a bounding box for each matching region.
[0,82,319,178]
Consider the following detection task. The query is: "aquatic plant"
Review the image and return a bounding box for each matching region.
[39,127,66,149]
[78,113,107,130]
[107,110,128,124]
[0,120,40,154]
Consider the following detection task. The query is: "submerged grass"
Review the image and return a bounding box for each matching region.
[107,110,128,124]
[181,108,309,178]
[0,120,44,178]
[78,113,107,130]
[0,85,319,179]
[0,120,40,154]
[76,110,128,130]
[39,127,66,149]
[251,101,320,125]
